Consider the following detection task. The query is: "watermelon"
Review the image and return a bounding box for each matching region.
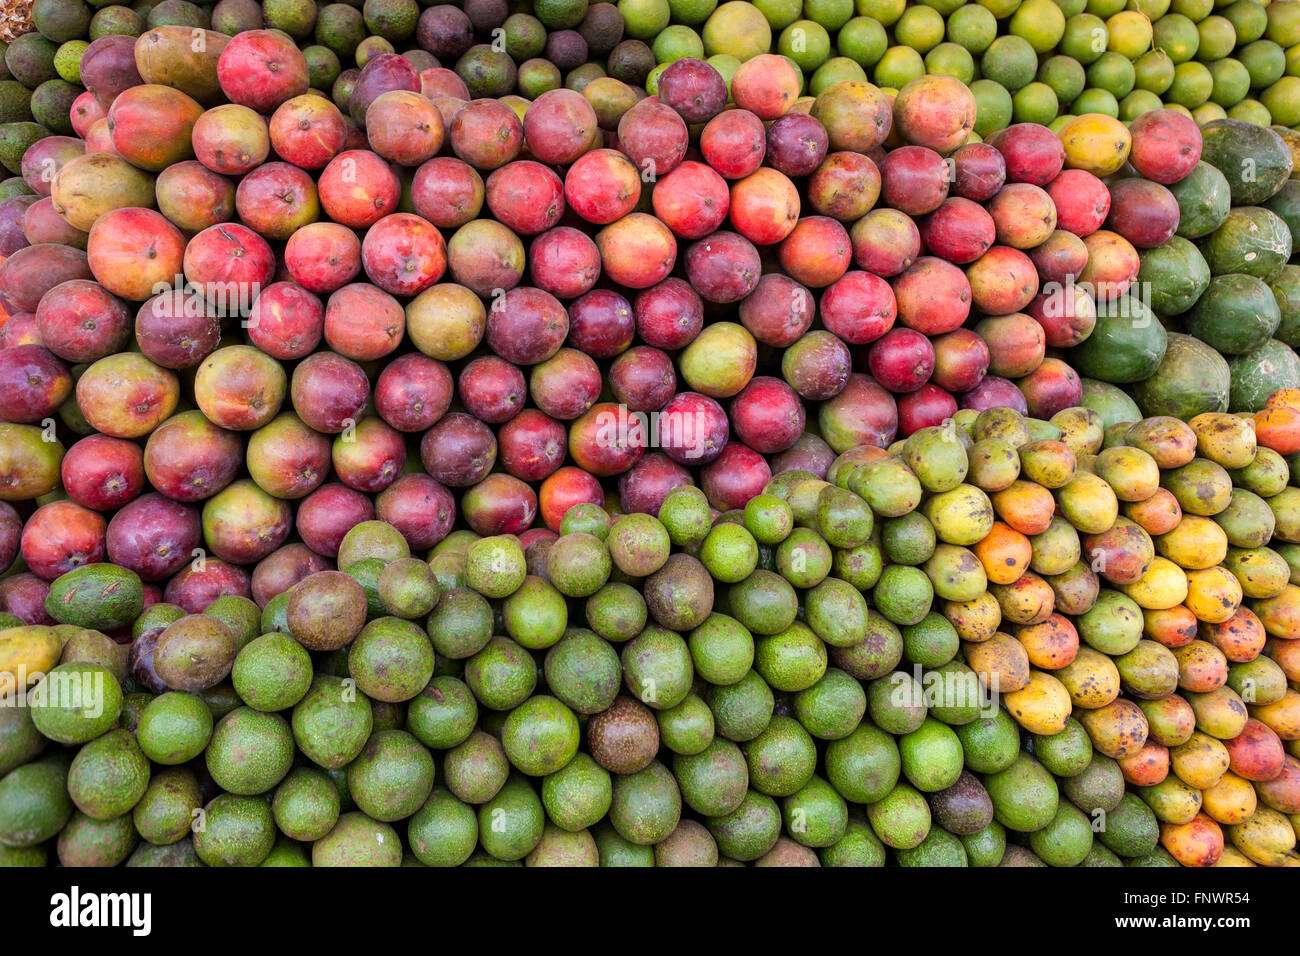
[1263,180,1300,250]
[1271,265,1300,347]
[1199,206,1293,279]
[1069,294,1167,384]
[1168,161,1231,240]
[1129,333,1231,420]
[1228,339,1300,413]
[1138,237,1210,316]
[1199,119,1294,206]
[1184,273,1282,355]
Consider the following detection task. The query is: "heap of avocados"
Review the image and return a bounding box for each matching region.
[3,400,1299,867]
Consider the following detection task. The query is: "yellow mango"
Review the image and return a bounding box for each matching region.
[1142,777,1204,825]
[962,632,1030,694]
[1159,813,1223,866]
[1202,772,1257,826]
[1055,644,1121,709]
[1184,566,1243,624]
[1094,445,1160,502]
[922,483,994,547]
[1212,844,1257,866]
[1155,515,1229,571]
[0,625,63,698]
[1250,688,1300,741]
[1078,697,1148,759]
[1222,547,1291,601]
[1059,113,1132,176]
[1186,686,1250,740]
[1228,805,1297,866]
[1252,584,1300,639]
[1170,731,1231,790]
[1055,471,1119,535]
[1190,412,1257,470]
[942,591,1001,642]
[1125,416,1198,469]
[1051,406,1104,458]
[1000,669,1071,736]
[1118,557,1188,611]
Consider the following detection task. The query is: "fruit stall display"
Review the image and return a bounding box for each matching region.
[0,0,1297,867]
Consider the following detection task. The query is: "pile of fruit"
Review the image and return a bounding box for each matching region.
[0,0,1298,867]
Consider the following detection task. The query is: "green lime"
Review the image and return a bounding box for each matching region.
[1119,88,1164,119]
[971,77,1014,135]
[1061,12,1110,64]
[925,42,976,82]
[619,0,671,39]
[669,0,719,24]
[1039,54,1088,102]
[1085,0,1126,15]
[1168,59,1215,107]
[652,24,705,63]
[981,34,1039,90]
[1239,38,1287,87]
[811,57,868,93]
[1131,0,1170,14]
[1154,12,1201,62]
[873,44,925,87]
[1198,15,1237,59]
[857,0,905,25]
[1262,75,1300,125]
[1226,97,1270,124]
[1013,81,1059,123]
[1209,56,1251,106]
[977,0,1021,15]
[1171,0,1212,18]
[1087,49,1137,96]
[895,4,946,52]
[1190,100,1228,124]
[838,15,889,65]
[1073,86,1120,114]
[707,52,742,86]
[778,19,832,71]
[1011,0,1067,51]
[1268,0,1300,44]
[1224,0,1268,43]
[1107,9,1154,57]
[1134,48,1176,92]
[751,0,802,29]
[921,0,966,13]
[804,0,854,30]
[948,3,998,52]
[703,1,774,60]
